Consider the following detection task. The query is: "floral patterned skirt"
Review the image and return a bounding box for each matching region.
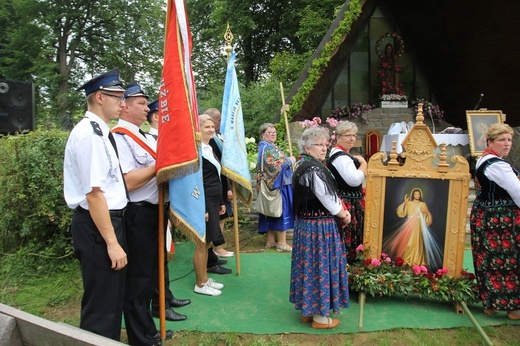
[340,194,364,263]
[289,215,349,317]
[470,202,520,311]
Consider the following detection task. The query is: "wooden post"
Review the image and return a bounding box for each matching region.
[279,82,293,157]
[158,188,166,343]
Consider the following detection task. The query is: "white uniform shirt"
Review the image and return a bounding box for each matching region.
[63,111,127,210]
[476,154,520,206]
[148,127,158,137]
[113,119,158,204]
[329,147,365,187]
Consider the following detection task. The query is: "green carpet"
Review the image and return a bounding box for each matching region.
[158,243,520,334]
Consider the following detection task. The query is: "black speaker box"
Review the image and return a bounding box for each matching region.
[0,80,35,134]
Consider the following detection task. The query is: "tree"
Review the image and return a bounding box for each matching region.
[0,0,165,128]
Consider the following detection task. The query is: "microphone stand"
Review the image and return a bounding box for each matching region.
[474,93,484,110]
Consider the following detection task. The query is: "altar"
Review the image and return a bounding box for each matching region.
[380,133,470,165]
[381,133,469,153]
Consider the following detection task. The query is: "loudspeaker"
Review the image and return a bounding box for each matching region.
[0,80,35,134]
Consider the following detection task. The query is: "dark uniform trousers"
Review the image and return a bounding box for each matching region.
[71,210,127,341]
[123,202,160,346]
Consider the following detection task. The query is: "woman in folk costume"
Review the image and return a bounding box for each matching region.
[470,123,520,320]
[290,127,351,329]
[327,120,367,262]
[256,123,295,252]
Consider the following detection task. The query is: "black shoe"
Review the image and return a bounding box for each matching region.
[152,329,173,342]
[170,296,191,308]
[152,308,187,321]
[216,259,228,265]
[207,265,232,275]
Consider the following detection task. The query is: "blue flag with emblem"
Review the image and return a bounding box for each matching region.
[220,51,252,206]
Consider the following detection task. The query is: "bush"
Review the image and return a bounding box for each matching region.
[0,129,73,258]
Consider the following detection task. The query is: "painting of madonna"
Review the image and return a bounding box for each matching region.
[382,179,448,271]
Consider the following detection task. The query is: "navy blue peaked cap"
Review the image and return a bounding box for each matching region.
[77,68,125,96]
[124,81,149,99]
[148,99,159,114]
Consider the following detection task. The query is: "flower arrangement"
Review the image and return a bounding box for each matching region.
[380,94,408,102]
[348,245,479,302]
[330,102,375,124]
[412,99,445,123]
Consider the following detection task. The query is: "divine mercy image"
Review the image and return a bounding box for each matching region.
[381,178,449,271]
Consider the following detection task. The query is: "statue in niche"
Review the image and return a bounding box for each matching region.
[375,32,405,96]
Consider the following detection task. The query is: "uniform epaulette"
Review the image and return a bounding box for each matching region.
[90,121,103,136]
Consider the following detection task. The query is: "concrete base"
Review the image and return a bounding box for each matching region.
[0,303,124,346]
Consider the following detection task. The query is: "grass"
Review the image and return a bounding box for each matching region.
[1,221,520,345]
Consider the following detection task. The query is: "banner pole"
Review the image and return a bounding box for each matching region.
[279,82,293,157]
[158,187,166,342]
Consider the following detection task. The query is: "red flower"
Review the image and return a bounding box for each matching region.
[496,258,504,266]
[511,258,517,265]
[395,257,405,266]
[489,240,498,248]
[502,240,511,248]
[363,258,372,266]
[503,216,511,223]
[492,281,502,290]
[506,281,516,290]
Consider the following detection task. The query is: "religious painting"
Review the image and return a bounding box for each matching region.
[381,177,449,272]
[466,110,503,157]
[364,105,471,277]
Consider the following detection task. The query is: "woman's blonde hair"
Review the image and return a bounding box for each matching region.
[486,123,514,142]
[336,120,358,135]
[199,113,213,126]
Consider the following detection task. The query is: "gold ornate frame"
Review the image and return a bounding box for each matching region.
[466,110,503,157]
[365,105,471,278]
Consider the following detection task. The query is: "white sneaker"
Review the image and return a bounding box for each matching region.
[194,282,221,296]
[206,278,224,290]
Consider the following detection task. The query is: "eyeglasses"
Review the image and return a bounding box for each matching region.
[101,93,125,105]
[312,143,328,148]
[339,134,356,138]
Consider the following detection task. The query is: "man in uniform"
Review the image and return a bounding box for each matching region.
[64,68,128,341]
[112,82,175,344]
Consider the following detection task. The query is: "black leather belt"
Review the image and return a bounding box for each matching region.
[128,201,170,209]
[75,205,125,217]
[128,201,158,208]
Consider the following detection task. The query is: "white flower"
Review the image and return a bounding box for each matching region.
[249,162,256,170]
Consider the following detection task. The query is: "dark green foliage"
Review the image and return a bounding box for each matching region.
[0,129,72,258]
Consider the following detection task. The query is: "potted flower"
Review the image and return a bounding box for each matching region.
[380,93,409,108]
[412,99,445,123]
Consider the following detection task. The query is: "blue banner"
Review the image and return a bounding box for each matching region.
[221,51,252,206]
